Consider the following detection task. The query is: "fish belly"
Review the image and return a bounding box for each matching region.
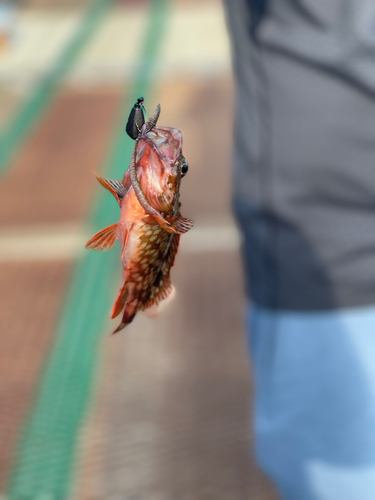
[113,220,171,330]
[126,221,171,300]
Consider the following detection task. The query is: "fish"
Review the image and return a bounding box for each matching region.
[85,103,194,333]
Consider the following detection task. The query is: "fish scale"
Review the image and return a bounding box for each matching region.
[126,224,171,304]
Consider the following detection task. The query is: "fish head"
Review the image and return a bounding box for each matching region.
[135,126,188,213]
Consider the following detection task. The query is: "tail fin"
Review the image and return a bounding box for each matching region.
[111,280,128,318]
[112,313,135,334]
[85,223,118,251]
[111,282,137,334]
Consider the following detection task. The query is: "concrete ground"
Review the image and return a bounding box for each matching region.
[0,1,278,498]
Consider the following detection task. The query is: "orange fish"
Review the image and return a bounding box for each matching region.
[86,104,194,333]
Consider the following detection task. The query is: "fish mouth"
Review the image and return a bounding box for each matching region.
[130,104,177,218]
[129,103,174,225]
[129,148,181,219]
[128,105,192,235]
[146,127,182,163]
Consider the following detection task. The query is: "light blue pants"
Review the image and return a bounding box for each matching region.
[249,304,375,500]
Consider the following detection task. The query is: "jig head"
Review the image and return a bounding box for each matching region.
[125,97,145,140]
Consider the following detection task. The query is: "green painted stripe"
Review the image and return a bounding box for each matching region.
[7,0,170,498]
[0,0,114,176]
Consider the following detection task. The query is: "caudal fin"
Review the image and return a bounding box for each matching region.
[111,280,128,318]
[85,223,118,251]
[112,309,136,334]
[111,281,136,333]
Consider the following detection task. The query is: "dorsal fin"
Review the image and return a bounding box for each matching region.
[95,173,127,205]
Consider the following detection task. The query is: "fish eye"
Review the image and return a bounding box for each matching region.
[181,162,188,176]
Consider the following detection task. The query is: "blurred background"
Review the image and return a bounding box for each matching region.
[0,0,277,498]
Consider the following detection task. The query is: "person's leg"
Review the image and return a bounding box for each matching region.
[248,304,375,500]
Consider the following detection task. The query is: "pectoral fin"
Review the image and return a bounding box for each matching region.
[155,213,194,235]
[85,223,118,251]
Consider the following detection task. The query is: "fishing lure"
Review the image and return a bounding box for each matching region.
[86,100,193,333]
[125,97,145,139]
